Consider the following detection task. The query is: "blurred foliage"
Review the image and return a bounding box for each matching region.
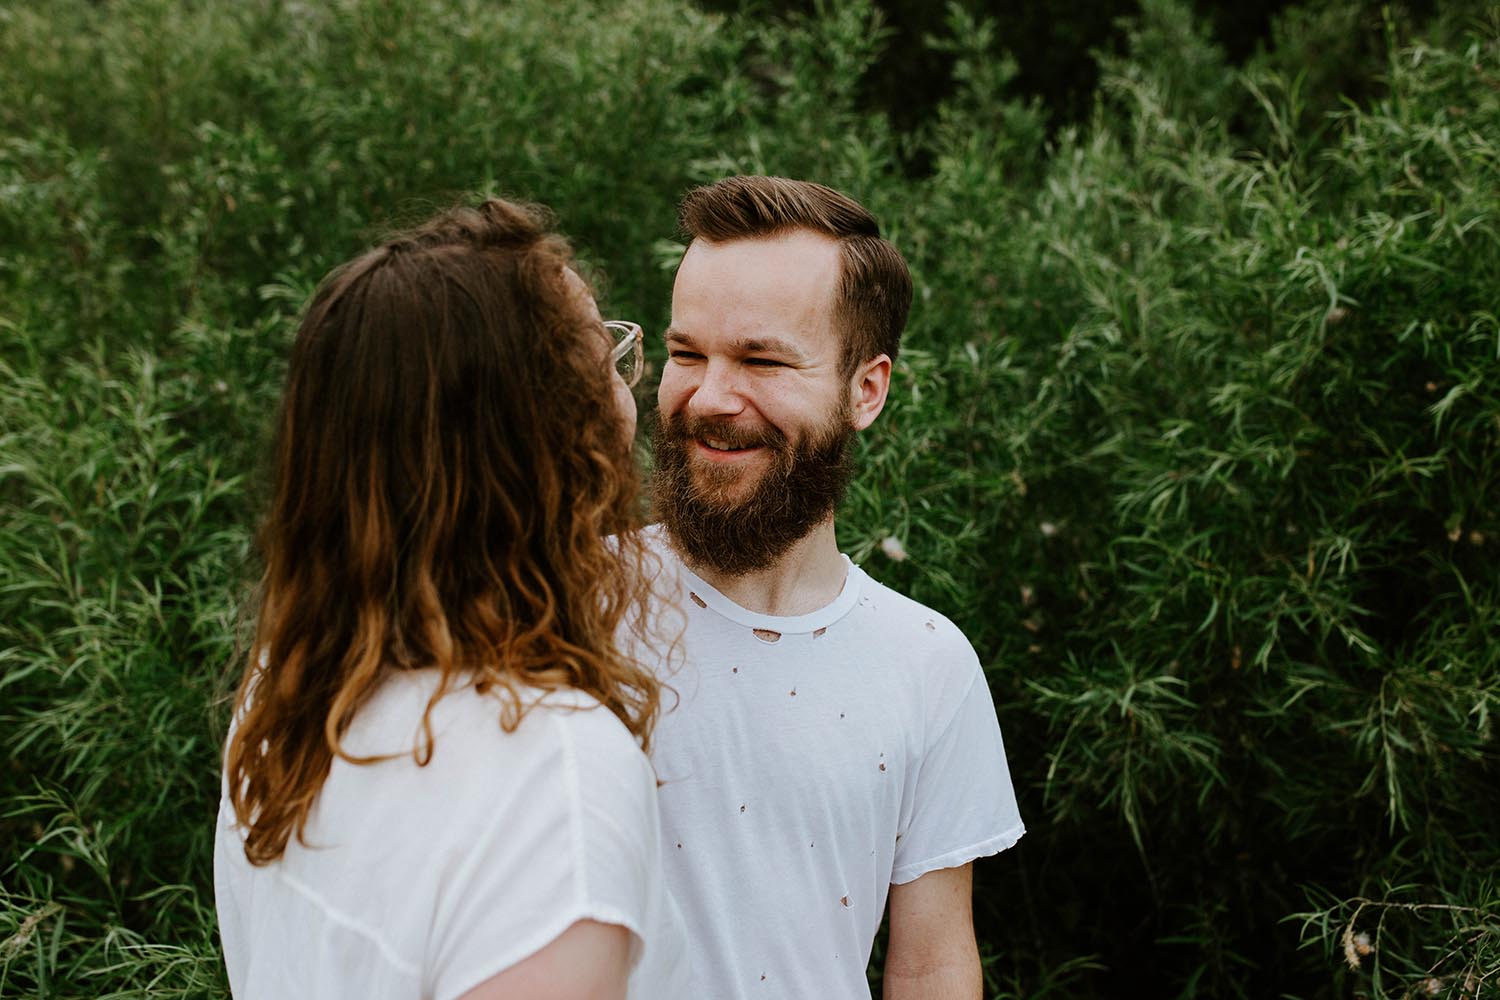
[698,0,1141,137]
[2,0,1498,997]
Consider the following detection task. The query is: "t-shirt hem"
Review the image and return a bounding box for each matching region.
[433,904,645,1000]
[889,822,1027,885]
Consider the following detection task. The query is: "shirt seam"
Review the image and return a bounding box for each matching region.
[556,710,588,906]
[273,868,421,977]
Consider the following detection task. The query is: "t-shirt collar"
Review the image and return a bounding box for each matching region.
[672,551,866,635]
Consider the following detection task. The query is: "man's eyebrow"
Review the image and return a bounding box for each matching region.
[665,328,807,360]
[736,336,804,358]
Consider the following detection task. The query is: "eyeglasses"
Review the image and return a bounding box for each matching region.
[605,320,644,389]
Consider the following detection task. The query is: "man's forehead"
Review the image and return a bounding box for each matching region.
[674,232,840,321]
[680,229,841,271]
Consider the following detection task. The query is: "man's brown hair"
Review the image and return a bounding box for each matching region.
[225,198,661,865]
[678,175,912,375]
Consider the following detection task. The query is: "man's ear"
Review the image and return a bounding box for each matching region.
[849,353,891,431]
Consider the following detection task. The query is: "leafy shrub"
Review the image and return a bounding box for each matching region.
[844,4,1500,995]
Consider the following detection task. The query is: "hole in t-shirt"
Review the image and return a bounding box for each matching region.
[924,620,936,631]
[840,895,850,907]
[789,688,797,697]
[813,627,827,638]
[752,628,782,643]
[689,591,707,608]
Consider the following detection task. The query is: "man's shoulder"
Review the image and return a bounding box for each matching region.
[851,565,977,656]
[845,567,999,763]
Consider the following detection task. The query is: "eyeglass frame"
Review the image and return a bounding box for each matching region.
[605,320,645,389]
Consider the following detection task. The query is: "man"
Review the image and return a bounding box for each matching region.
[647,175,1025,1000]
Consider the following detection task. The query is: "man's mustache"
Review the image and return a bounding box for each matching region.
[660,414,788,453]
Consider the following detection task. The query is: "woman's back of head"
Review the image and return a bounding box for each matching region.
[227,198,658,865]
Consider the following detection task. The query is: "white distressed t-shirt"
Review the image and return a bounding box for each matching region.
[649,534,1025,1000]
[214,673,689,1000]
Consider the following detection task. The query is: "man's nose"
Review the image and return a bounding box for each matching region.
[685,361,747,418]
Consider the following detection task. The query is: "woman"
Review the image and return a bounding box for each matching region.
[213,198,686,1000]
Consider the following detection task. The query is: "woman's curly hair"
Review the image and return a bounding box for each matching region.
[225,198,662,865]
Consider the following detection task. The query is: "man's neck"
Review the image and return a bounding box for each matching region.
[677,518,847,618]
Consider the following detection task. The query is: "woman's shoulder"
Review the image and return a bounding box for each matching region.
[349,671,649,782]
[288,673,655,868]
[413,679,659,850]
[354,667,589,726]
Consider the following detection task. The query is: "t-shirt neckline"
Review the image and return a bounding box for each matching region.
[673,552,866,635]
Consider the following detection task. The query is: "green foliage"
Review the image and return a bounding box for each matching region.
[3,0,1497,996]
[842,3,1500,995]
[1293,881,1500,997]
[1,335,247,996]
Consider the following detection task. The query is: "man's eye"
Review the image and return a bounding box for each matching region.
[669,350,704,362]
[745,358,784,368]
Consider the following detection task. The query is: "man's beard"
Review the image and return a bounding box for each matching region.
[650,403,855,578]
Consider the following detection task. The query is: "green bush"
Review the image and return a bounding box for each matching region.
[2,0,1496,996]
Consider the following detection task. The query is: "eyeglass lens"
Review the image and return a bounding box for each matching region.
[607,322,643,388]
[616,346,638,384]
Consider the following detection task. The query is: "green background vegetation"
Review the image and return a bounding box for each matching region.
[3,0,1498,996]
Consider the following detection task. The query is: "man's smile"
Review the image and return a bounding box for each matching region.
[695,437,765,460]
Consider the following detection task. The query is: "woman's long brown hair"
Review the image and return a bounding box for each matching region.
[226,198,661,865]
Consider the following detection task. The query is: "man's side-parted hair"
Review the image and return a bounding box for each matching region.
[678,175,913,376]
[226,198,661,866]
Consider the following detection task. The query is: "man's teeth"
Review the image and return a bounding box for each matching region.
[703,438,745,451]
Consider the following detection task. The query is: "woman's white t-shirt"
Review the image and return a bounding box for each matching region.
[213,673,689,1000]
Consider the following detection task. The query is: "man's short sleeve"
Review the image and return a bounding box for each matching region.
[891,658,1025,885]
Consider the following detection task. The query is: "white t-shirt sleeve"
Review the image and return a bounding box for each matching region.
[891,651,1025,885]
[426,709,661,1000]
